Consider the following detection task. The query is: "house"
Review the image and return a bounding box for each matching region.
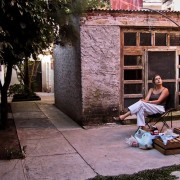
[162,0,180,11]
[8,50,54,93]
[143,0,162,10]
[53,8,180,126]
[110,0,143,10]
[38,49,54,93]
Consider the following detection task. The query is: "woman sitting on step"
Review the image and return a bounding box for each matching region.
[113,74,169,130]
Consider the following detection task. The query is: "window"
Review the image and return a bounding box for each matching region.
[140,33,151,46]
[124,84,142,94]
[123,55,144,104]
[123,30,178,110]
[170,33,180,46]
[124,55,142,80]
[124,55,142,66]
[124,69,142,80]
[148,51,175,79]
[155,33,167,46]
[148,51,176,108]
[124,32,136,46]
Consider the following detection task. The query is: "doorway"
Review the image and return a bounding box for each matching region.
[122,29,180,111]
[147,51,176,108]
[122,51,177,110]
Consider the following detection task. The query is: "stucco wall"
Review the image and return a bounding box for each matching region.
[80,25,121,124]
[53,44,82,124]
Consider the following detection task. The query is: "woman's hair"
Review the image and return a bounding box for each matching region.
[152,74,161,84]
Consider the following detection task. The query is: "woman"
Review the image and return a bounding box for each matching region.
[113,74,169,129]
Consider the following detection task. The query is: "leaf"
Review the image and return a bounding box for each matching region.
[20,23,26,29]
[10,1,15,6]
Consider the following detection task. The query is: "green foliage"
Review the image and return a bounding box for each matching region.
[8,84,35,97]
[84,0,110,9]
[13,59,41,92]
[0,0,109,95]
[0,0,110,66]
[51,0,110,45]
[0,0,57,65]
[8,84,24,97]
[0,0,109,127]
[90,165,180,180]
[0,0,110,85]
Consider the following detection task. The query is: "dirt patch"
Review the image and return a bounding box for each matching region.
[0,106,24,160]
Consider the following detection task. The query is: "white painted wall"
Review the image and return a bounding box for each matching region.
[0,65,20,86]
[11,68,20,85]
[0,65,4,85]
[173,0,180,11]
[143,0,162,10]
[162,0,180,11]
[39,53,54,93]
[9,53,54,93]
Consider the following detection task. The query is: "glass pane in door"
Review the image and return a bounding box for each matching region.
[148,51,175,80]
[148,51,176,108]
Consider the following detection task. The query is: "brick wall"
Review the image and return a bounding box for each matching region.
[81,11,180,28]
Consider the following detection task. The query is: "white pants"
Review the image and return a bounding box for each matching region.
[128,100,165,126]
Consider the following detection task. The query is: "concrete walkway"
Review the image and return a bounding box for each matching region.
[1,93,180,180]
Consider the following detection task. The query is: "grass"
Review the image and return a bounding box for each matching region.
[89,164,180,180]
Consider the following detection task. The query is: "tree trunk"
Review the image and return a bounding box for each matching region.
[0,63,13,129]
[1,89,8,129]
[24,58,30,93]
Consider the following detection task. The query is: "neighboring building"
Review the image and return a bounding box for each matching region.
[38,50,54,93]
[110,0,143,10]
[143,0,162,9]
[9,51,54,93]
[162,0,180,11]
[54,9,180,125]
[110,0,163,10]
[0,65,4,86]
[1,65,19,87]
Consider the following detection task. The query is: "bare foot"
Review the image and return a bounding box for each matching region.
[113,115,125,121]
[119,115,126,121]
[112,116,126,125]
[113,117,120,121]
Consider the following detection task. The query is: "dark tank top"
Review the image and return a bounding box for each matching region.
[149,88,166,106]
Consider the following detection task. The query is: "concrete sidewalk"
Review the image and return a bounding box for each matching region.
[1,93,180,180]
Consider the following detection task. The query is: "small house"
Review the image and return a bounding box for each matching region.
[54,9,180,125]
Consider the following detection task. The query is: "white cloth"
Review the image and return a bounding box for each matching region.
[128,100,165,126]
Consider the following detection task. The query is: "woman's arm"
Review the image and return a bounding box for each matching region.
[143,88,153,101]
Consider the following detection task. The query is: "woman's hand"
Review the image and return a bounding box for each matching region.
[140,99,148,103]
[144,88,153,101]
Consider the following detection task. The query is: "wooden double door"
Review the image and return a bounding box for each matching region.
[123,50,177,110]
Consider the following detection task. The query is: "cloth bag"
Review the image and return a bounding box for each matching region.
[134,129,153,149]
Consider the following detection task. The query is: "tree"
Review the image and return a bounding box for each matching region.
[0,0,56,129]
[0,0,109,129]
